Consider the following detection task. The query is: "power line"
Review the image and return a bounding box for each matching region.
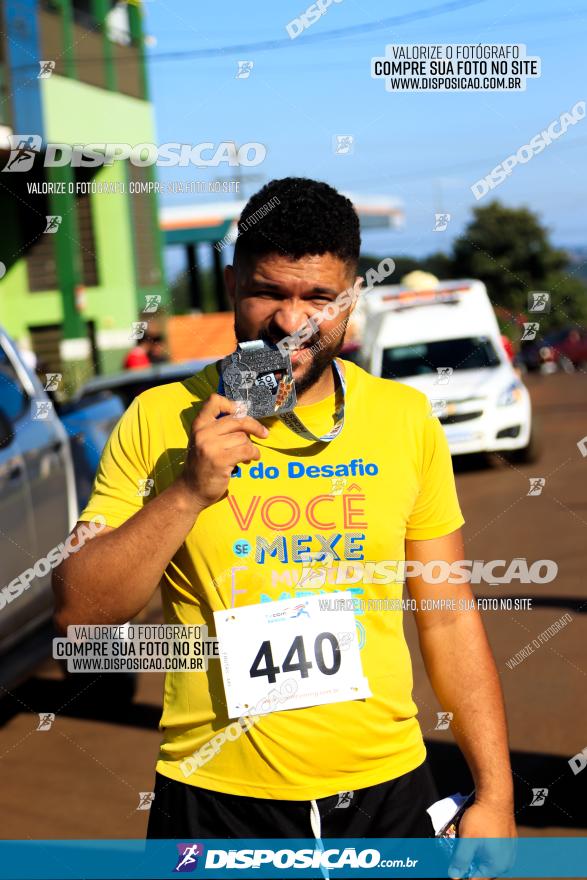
[155,7,587,47]
[143,0,489,60]
[10,0,489,70]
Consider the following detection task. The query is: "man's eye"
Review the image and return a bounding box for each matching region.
[242,290,275,299]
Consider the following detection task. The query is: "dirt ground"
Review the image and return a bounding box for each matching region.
[0,372,585,841]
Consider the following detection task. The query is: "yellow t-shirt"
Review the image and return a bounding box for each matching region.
[79,359,464,800]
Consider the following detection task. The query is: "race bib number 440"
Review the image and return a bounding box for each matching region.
[214,592,371,718]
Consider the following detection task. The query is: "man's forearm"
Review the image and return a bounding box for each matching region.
[53,478,204,629]
[418,611,514,809]
[54,392,268,631]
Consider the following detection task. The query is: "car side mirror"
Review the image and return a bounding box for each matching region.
[0,406,14,450]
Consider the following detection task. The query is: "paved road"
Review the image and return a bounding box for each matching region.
[0,372,585,840]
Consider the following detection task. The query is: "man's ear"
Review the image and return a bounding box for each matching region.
[225,264,236,307]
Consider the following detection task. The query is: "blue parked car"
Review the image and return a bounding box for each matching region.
[57,391,125,511]
[0,333,211,697]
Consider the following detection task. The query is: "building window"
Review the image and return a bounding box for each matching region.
[72,0,97,29]
[0,3,11,127]
[106,2,131,45]
[129,164,162,288]
[39,2,66,77]
[109,0,144,99]
[23,166,99,292]
[24,189,60,292]
[26,231,59,292]
[75,169,99,287]
[28,324,63,383]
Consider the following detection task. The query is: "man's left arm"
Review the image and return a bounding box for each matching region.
[405,527,516,838]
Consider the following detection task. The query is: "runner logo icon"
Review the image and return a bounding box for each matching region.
[174,843,204,872]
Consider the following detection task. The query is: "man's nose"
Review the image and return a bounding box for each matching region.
[272,301,314,337]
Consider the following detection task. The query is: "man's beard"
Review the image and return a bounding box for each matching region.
[233,316,348,397]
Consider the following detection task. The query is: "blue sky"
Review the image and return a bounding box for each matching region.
[141,0,587,277]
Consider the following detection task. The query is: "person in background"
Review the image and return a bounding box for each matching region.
[122,335,151,371]
[501,334,515,363]
[147,333,169,365]
[123,331,168,370]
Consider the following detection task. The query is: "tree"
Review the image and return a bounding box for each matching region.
[449,201,587,334]
[358,253,453,285]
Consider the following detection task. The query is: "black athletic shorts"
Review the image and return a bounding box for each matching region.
[146,760,438,839]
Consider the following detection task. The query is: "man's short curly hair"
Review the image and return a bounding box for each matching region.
[233,177,360,277]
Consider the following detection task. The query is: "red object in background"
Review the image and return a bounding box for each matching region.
[123,345,151,370]
[556,329,587,366]
[501,334,515,362]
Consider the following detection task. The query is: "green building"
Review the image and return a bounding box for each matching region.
[0,0,166,387]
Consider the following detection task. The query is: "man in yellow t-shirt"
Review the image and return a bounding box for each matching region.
[54,178,515,847]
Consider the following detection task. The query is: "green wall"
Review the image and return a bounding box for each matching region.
[0,73,165,376]
[40,74,156,144]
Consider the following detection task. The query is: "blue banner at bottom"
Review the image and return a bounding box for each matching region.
[0,838,585,879]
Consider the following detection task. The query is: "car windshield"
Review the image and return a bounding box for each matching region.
[381,336,501,379]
